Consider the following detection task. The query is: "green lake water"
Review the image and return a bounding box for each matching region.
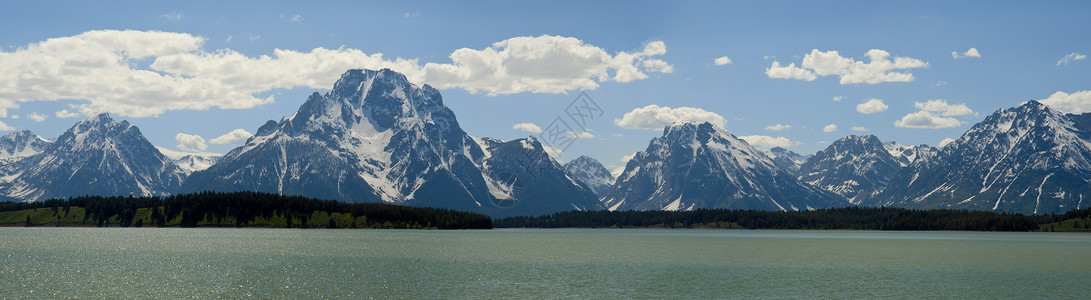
[1,228,1089,298]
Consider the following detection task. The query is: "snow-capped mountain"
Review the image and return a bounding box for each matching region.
[0,130,51,161]
[871,101,1091,214]
[156,147,221,175]
[602,122,847,211]
[768,146,808,175]
[0,114,186,201]
[563,155,615,197]
[798,135,904,205]
[882,142,938,167]
[182,68,599,217]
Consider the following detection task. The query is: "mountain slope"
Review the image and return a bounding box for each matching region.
[798,135,903,205]
[0,130,51,161]
[183,68,599,217]
[602,122,847,211]
[563,155,615,197]
[871,101,1091,214]
[1,114,186,201]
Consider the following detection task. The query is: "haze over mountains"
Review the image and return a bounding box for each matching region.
[1,69,1089,216]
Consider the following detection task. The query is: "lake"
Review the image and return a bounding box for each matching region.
[1,228,1089,298]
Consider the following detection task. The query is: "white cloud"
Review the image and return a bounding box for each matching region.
[1039,90,1091,113]
[160,12,183,21]
[208,128,253,145]
[0,31,671,118]
[767,49,928,84]
[9,115,18,119]
[542,145,563,158]
[512,122,543,134]
[894,111,961,129]
[1057,53,1086,66]
[938,137,956,147]
[894,99,973,129]
[55,109,81,119]
[823,124,837,132]
[832,96,843,102]
[248,34,261,42]
[614,104,727,130]
[609,166,625,179]
[568,131,595,139]
[935,80,948,86]
[856,98,889,114]
[765,124,791,131]
[0,120,13,131]
[224,35,233,43]
[422,37,672,95]
[175,133,207,152]
[283,14,303,23]
[620,152,637,163]
[765,61,816,81]
[851,126,867,132]
[739,135,799,150]
[404,11,420,18]
[28,112,47,122]
[714,56,733,66]
[952,48,981,59]
[915,99,974,116]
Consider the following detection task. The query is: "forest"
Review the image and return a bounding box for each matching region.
[0,191,492,229]
[495,206,1091,232]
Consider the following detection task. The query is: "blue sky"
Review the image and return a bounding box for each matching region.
[2,1,1089,173]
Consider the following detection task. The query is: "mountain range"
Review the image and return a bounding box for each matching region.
[1,68,1089,216]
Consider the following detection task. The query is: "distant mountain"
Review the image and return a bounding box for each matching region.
[0,130,51,161]
[798,135,903,205]
[183,69,599,217]
[602,122,847,211]
[0,114,186,201]
[156,147,221,175]
[871,101,1091,214]
[768,146,808,175]
[563,155,614,197]
[882,142,938,167]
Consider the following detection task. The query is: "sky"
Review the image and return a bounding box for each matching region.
[1,0,1090,174]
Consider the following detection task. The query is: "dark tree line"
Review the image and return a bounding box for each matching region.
[0,191,492,229]
[494,207,1044,231]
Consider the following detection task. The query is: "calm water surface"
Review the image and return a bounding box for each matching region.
[2,228,1089,298]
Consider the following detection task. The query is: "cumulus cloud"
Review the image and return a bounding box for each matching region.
[614,104,727,130]
[832,96,843,102]
[1057,53,1086,66]
[894,99,974,129]
[568,131,594,139]
[421,37,672,95]
[512,122,543,134]
[766,49,928,84]
[28,112,47,122]
[282,14,303,23]
[856,98,889,114]
[0,30,671,118]
[894,111,961,129]
[542,145,563,158]
[1039,90,1091,113]
[765,61,816,81]
[208,128,253,145]
[823,124,837,132]
[951,48,980,59]
[175,133,207,152]
[714,56,733,66]
[914,99,974,116]
[765,124,791,131]
[739,135,799,150]
[55,109,81,118]
[938,137,956,147]
[0,120,13,131]
[851,126,867,132]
